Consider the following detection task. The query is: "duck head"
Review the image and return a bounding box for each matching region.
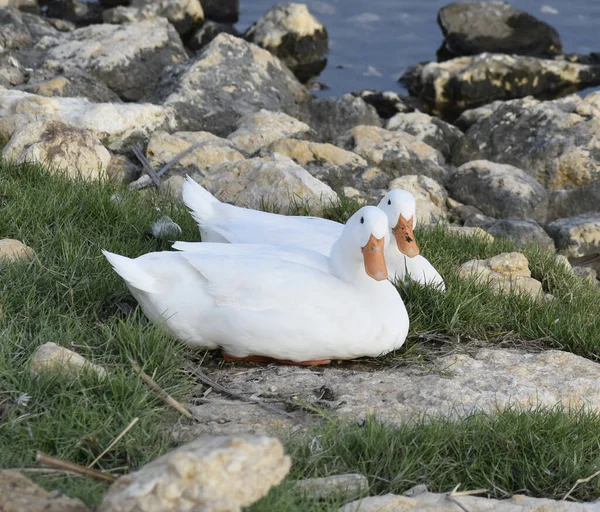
[338,206,389,282]
[377,189,420,258]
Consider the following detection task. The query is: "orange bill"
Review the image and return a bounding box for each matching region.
[391,215,420,257]
[361,234,388,281]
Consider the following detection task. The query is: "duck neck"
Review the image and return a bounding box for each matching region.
[329,238,382,290]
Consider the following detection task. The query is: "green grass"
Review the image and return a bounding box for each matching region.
[1,159,600,508]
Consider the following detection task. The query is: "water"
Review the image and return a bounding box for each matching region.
[237,0,600,98]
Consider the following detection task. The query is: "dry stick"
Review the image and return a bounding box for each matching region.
[88,417,140,469]
[562,469,600,501]
[189,367,295,419]
[132,146,162,187]
[129,358,194,420]
[36,453,117,483]
[135,140,238,190]
[449,489,488,497]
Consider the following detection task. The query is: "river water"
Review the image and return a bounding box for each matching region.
[237,0,600,98]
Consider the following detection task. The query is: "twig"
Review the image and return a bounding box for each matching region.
[36,453,117,482]
[189,367,295,419]
[447,495,472,512]
[88,417,139,469]
[132,146,162,187]
[129,358,194,420]
[450,489,487,497]
[562,469,600,501]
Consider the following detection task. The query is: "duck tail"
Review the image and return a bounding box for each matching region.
[102,250,158,294]
[182,176,219,225]
[171,241,202,252]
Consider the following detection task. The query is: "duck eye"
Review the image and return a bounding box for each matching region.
[360,217,364,224]
[387,199,391,205]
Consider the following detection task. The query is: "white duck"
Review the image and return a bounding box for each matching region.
[103,207,409,365]
[181,177,445,291]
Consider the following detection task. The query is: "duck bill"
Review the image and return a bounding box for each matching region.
[361,234,388,281]
[392,215,420,257]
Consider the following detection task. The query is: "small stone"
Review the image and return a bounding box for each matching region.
[545,214,600,259]
[386,112,463,161]
[296,473,368,501]
[337,125,448,183]
[0,471,89,512]
[388,175,448,225]
[449,161,548,223]
[148,216,182,240]
[98,435,290,512]
[554,254,572,272]
[265,138,367,168]
[107,154,140,184]
[245,3,328,82]
[159,175,185,200]
[459,252,546,300]
[3,120,111,180]
[355,89,425,119]
[0,239,34,262]
[227,110,312,154]
[187,20,239,51]
[31,342,107,379]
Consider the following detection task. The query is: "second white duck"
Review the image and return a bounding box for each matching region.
[103,207,409,365]
[181,177,445,291]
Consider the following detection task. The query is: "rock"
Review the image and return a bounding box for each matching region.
[453,100,507,131]
[386,112,463,161]
[340,491,599,511]
[573,265,597,282]
[465,216,555,251]
[159,175,185,199]
[336,125,448,183]
[31,342,107,378]
[388,175,448,225]
[354,90,425,119]
[0,0,38,12]
[200,0,238,23]
[3,120,111,179]
[245,2,328,82]
[0,51,27,87]
[545,214,600,259]
[44,0,102,27]
[0,7,33,49]
[303,94,381,143]
[0,239,34,262]
[148,216,182,240]
[448,160,548,223]
[38,18,188,101]
[227,109,312,154]
[0,471,89,512]
[99,435,290,512]
[459,252,546,299]
[17,66,122,103]
[151,33,310,136]
[445,197,483,223]
[296,474,368,501]
[184,348,600,437]
[401,53,600,120]
[107,154,139,184]
[548,182,600,221]
[0,89,172,151]
[145,131,245,178]
[197,153,337,215]
[437,1,562,60]
[453,95,600,190]
[187,20,239,51]
[104,0,204,37]
[447,225,494,242]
